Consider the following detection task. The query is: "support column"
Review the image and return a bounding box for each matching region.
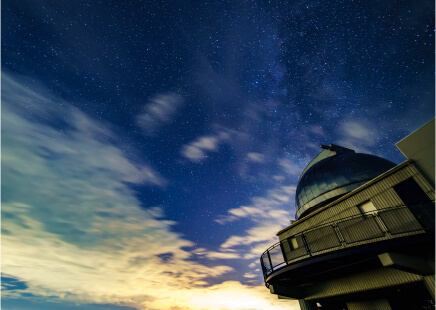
[346,298,391,310]
[298,299,317,310]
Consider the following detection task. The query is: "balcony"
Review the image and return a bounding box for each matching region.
[260,204,434,287]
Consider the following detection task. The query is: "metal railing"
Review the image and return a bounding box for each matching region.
[260,203,434,286]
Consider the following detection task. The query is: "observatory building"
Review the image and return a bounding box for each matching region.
[260,120,435,310]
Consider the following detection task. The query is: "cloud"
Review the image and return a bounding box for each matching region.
[213,157,304,265]
[243,273,258,279]
[273,175,286,182]
[158,281,299,310]
[193,248,241,260]
[220,225,285,250]
[338,120,377,153]
[215,180,296,262]
[309,125,325,137]
[179,123,261,169]
[136,92,183,136]
[229,206,265,217]
[342,121,373,141]
[2,72,297,310]
[180,136,219,162]
[278,158,305,176]
[216,185,295,225]
[246,152,265,163]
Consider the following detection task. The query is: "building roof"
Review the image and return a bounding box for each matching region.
[295,146,396,219]
[396,119,435,186]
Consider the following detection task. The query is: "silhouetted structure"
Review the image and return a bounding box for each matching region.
[260,120,435,310]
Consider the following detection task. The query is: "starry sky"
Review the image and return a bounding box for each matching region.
[1,1,434,309]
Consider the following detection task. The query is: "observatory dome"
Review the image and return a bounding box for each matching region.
[295,145,396,219]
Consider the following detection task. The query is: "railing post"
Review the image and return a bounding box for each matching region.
[374,212,390,236]
[260,257,268,284]
[300,233,312,257]
[333,222,346,246]
[279,241,287,263]
[267,251,273,271]
[259,204,432,287]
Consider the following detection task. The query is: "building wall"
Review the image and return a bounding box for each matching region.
[265,159,434,307]
[305,267,423,300]
[396,119,435,186]
[346,299,392,310]
[278,161,434,242]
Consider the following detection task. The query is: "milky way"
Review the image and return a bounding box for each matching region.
[2,1,434,309]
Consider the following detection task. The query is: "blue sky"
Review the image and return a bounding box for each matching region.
[2,0,434,309]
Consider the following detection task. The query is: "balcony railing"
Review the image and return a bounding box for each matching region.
[260,204,434,286]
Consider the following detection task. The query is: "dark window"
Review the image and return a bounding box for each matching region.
[393,178,432,206]
[393,178,434,229]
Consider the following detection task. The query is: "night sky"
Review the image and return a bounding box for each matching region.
[2,1,434,309]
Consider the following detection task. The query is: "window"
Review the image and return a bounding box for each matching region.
[393,177,434,228]
[289,237,299,250]
[358,201,377,215]
[393,178,431,206]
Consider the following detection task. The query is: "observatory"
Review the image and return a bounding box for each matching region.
[260,120,435,310]
[295,145,396,219]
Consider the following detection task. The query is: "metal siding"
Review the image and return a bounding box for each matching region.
[337,216,384,243]
[394,170,404,183]
[298,299,318,310]
[347,299,392,310]
[368,184,378,197]
[413,172,435,200]
[303,225,341,253]
[408,164,418,174]
[421,174,433,192]
[279,165,433,241]
[280,220,424,261]
[371,188,402,209]
[267,164,433,300]
[341,199,350,208]
[402,166,414,180]
[390,173,399,185]
[306,268,423,300]
[406,165,417,177]
[371,191,385,209]
[397,168,408,181]
[389,188,403,205]
[384,175,394,187]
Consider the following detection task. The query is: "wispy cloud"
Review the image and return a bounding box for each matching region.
[338,120,377,153]
[243,272,258,279]
[273,175,286,182]
[136,92,183,136]
[278,158,306,176]
[193,248,241,260]
[216,181,296,261]
[309,125,326,137]
[214,155,304,263]
[220,224,285,251]
[179,126,249,163]
[216,184,295,225]
[246,152,265,163]
[180,135,220,162]
[2,73,297,310]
